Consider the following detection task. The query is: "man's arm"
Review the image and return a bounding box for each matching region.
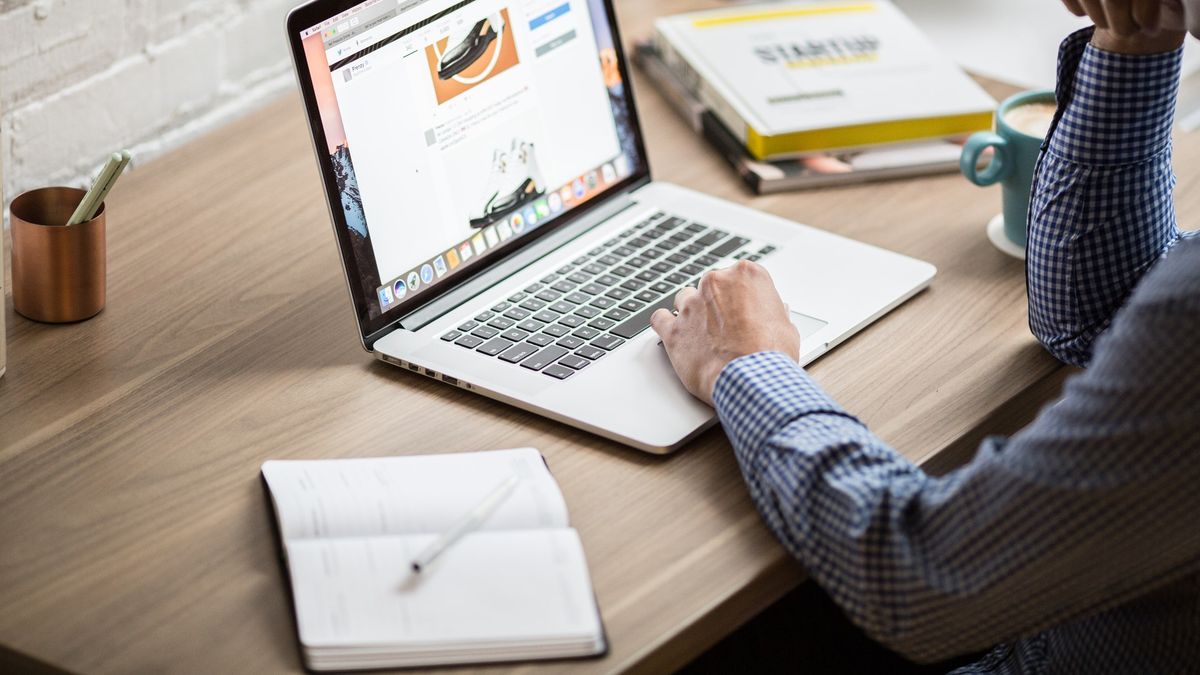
[712,245,1200,662]
[1027,27,1188,367]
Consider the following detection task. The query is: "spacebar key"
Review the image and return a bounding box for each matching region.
[611,294,678,339]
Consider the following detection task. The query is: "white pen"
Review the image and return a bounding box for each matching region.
[81,150,132,222]
[410,474,520,573]
[66,153,123,226]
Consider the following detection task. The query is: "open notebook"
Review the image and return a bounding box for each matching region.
[261,448,606,671]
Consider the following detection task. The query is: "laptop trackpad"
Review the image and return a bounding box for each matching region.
[790,311,828,342]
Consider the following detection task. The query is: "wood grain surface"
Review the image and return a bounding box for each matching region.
[3,2,1197,673]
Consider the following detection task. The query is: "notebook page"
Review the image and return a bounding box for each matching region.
[286,529,603,650]
[262,448,568,542]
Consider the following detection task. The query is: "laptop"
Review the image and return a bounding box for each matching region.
[286,0,936,454]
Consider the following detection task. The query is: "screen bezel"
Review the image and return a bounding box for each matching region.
[285,0,652,346]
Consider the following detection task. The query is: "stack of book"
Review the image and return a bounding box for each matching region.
[638,0,996,194]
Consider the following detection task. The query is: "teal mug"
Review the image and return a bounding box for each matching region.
[960,90,1057,251]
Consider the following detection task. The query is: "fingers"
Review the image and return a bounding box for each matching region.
[1061,0,1088,15]
[1104,0,1139,36]
[1132,0,1162,32]
[1079,0,1110,27]
[649,308,674,337]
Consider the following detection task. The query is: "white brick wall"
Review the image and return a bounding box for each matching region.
[0,0,299,219]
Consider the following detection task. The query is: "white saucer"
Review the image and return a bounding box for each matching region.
[988,214,1026,260]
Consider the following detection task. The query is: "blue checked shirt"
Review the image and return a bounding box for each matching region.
[713,29,1200,673]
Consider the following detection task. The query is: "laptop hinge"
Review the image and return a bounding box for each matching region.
[366,181,650,347]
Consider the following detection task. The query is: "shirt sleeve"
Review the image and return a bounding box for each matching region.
[713,254,1200,665]
[1027,28,1189,367]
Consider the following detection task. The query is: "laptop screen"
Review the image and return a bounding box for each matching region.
[294,0,647,330]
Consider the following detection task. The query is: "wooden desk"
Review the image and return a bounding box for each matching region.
[3,2,1197,673]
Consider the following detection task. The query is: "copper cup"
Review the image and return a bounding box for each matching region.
[10,187,106,323]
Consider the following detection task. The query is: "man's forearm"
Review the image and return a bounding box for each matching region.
[1026,28,1185,367]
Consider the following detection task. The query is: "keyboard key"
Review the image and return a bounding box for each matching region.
[520,298,547,311]
[666,272,689,285]
[587,247,604,256]
[521,346,570,371]
[614,246,635,257]
[550,281,575,293]
[559,355,591,370]
[595,274,619,286]
[759,245,777,255]
[644,228,666,240]
[477,337,514,356]
[543,324,571,338]
[682,244,705,256]
[655,240,679,251]
[524,283,543,294]
[569,271,593,283]
[662,216,687,229]
[611,293,679,339]
[666,253,689,265]
[681,264,705,276]
[651,282,675,294]
[573,326,601,340]
[559,315,586,328]
[604,238,621,247]
[629,237,651,248]
[488,317,515,330]
[710,236,751,257]
[535,290,562,302]
[549,301,576,314]
[642,248,664,260]
[508,292,527,303]
[565,292,591,305]
[455,335,485,349]
[458,321,478,332]
[556,265,574,275]
[441,331,461,342]
[575,305,601,319]
[499,342,539,364]
[533,310,561,323]
[556,336,585,349]
[501,329,530,342]
[540,274,559,284]
[518,319,545,333]
[685,222,707,233]
[589,317,616,330]
[620,279,645,292]
[670,232,692,242]
[696,229,728,246]
[605,288,631,300]
[635,270,659,282]
[598,254,620,266]
[475,311,494,322]
[611,265,635,278]
[627,257,649,268]
[491,302,510,312]
[473,326,500,339]
[580,265,604,276]
[619,299,645,312]
[579,283,605,296]
[573,256,590,265]
[604,308,631,321]
[527,333,554,347]
[590,296,616,309]
[696,254,719,267]
[576,345,606,360]
[543,364,575,380]
[634,291,658,303]
[591,335,626,351]
[504,307,531,321]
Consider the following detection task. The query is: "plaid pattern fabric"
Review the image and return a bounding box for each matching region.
[712,29,1200,674]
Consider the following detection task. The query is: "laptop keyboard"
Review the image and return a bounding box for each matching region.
[439,211,777,380]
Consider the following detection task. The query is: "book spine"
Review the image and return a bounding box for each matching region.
[652,24,753,152]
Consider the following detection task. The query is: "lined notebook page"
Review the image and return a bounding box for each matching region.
[287,529,602,649]
[262,448,569,541]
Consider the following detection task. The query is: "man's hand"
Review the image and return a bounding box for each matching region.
[1061,0,1187,52]
[650,261,800,405]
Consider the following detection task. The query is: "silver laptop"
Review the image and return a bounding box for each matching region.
[286,0,936,453]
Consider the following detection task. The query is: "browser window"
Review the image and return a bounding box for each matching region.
[299,0,641,319]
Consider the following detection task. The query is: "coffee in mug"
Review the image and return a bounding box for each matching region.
[1002,102,1057,140]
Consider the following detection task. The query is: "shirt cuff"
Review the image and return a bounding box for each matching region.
[1046,27,1182,166]
[712,351,862,453]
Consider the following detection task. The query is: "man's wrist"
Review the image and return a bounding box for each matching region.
[1091,28,1186,55]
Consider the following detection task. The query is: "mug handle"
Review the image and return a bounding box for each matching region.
[961,132,1012,186]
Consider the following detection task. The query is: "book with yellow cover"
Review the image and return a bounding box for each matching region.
[652,0,996,160]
